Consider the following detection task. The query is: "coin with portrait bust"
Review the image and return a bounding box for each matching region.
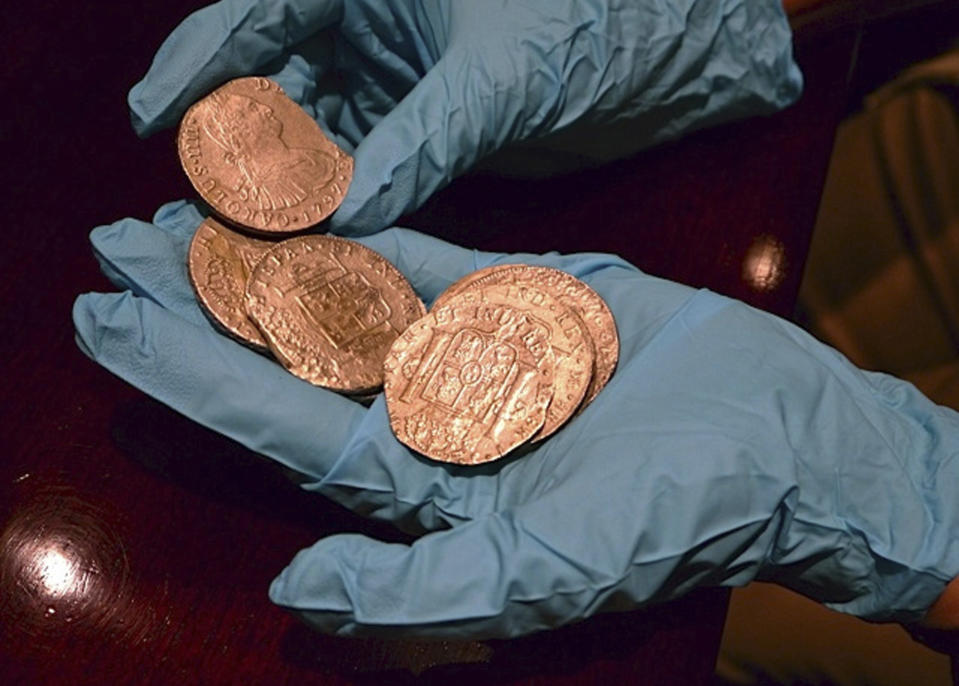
[245,235,425,392]
[433,264,618,410]
[187,217,274,352]
[178,76,353,234]
[383,295,556,465]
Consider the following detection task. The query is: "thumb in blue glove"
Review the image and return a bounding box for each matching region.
[75,201,959,639]
[129,0,803,236]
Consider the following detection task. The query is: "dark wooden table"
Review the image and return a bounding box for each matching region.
[1,2,859,684]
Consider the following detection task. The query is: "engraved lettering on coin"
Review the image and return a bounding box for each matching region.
[384,301,555,465]
[246,235,425,392]
[433,264,618,409]
[447,283,594,440]
[178,77,353,233]
[188,217,274,352]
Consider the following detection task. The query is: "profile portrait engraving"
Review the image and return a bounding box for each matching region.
[202,92,335,211]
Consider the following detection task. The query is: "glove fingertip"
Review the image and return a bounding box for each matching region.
[128,69,191,137]
[128,83,158,138]
[151,199,205,232]
[87,202,201,261]
[269,534,369,616]
[327,178,395,238]
[72,293,99,358]
[267,567,293,609]
[72,291,132,361]
[88,220,125,254]
[328,210,379,237]
[328,54,488,236]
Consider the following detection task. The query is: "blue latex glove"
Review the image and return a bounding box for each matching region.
[130,0,803,235]
[74,200,959,638]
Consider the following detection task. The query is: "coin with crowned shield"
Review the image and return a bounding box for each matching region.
[245,235,424,392]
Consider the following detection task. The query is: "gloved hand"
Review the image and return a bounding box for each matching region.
[130,0,803,235]
[74,200,959,639]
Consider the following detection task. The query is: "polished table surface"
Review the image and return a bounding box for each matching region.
[1,2,857,684]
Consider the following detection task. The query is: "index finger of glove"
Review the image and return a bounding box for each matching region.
[72,289,496,534]
[89,201,208,324]
[268,514,589,639]
[129,0,344,136]
[73,289,367,485]
[327,48,516,236]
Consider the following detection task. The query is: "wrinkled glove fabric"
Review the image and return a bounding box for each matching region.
[74,201,959,638]
[129,0,803,235]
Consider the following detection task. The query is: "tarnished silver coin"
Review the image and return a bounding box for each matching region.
[245,235,425,392]
[434,264,618,408]
[384,297,555,465]
[187,217,274,351]
[444,282,594,441]
[178,76,353,234]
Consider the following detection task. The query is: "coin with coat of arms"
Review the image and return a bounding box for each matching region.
[178,77,353,234]
[433,264,618,410]
[441,282,595,441]
[384,297,556,465]
[187,217,274,352]
[246,235,425,392]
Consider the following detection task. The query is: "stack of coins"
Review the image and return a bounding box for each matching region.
[179,77,619,463]
[244,234,426,393]
[188,218,425,394]
[181,77,426,394]
[383,265,619,465]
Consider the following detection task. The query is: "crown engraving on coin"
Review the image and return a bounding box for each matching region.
[444,284,594,441]
[246,235,424,392]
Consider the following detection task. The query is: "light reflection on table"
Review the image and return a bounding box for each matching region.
[0,482,147,649]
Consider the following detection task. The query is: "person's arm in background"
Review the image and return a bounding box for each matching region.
[784,0,959,634]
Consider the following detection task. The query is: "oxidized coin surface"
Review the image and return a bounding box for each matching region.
[434,264,618,408]
[444,283,594,441]
[178,76,353,234]
[383,299,555,465]
[245,235,425,392]
[188,217,274,352]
